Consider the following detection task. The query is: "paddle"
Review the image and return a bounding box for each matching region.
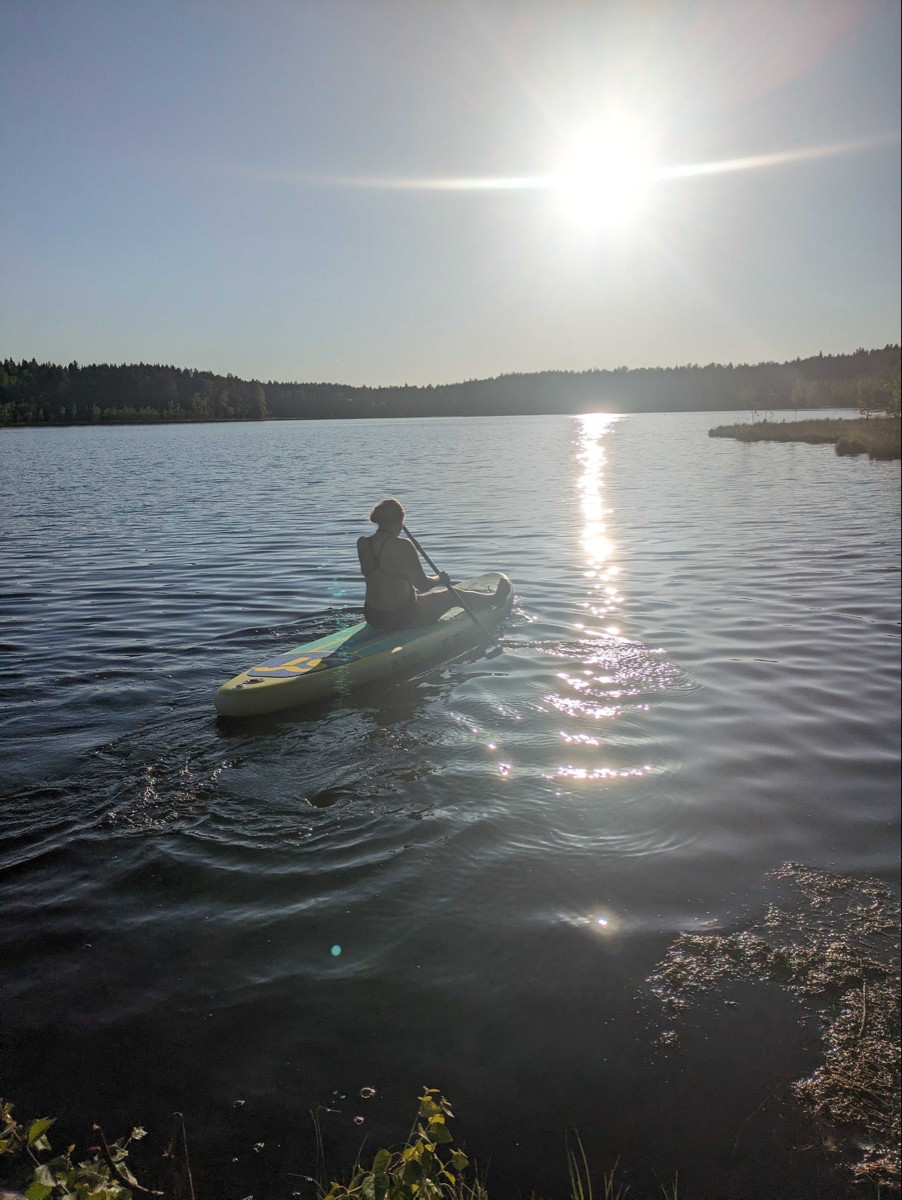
[402,524,495,643]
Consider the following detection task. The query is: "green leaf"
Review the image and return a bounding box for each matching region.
[402,1160,420,1185]
[25,1183,53,1200]
[372,1147,392,1175]
[118,1160,139,1185]
[27,1117,55,1145]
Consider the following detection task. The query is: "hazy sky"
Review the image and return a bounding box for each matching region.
[2,0,900,386]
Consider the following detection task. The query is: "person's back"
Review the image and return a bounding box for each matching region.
[357,498,431,632]
[358,528,417,613]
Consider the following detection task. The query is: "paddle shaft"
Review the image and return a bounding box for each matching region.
[402,525,493,641]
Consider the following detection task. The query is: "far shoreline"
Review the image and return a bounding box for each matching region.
[2,345,898,426]
[0,404,862,431]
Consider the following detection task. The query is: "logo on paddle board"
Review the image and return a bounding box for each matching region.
[249,646,361,678]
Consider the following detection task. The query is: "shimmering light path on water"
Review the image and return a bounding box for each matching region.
[1,412,898,1198]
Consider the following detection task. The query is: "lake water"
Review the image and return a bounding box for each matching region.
[1,411,899,1198]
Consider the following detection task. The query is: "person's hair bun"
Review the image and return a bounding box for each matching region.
[370,497,405,526]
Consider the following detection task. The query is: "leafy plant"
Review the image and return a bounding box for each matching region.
[322,1088,487,1200]
[0,1097,159,1199]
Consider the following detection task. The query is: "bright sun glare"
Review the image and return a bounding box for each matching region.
[552,121,655,232]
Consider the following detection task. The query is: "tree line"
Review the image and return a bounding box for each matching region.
[0,345,898,427]
[0,361,268,426]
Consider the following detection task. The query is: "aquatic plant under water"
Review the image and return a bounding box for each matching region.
[648,862,901,1191]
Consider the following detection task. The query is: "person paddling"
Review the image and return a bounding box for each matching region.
[357,498,510,633]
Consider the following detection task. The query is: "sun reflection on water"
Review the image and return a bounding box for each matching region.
[559,908,622,938]
[471,413,679,795]
[576,413,623,624]
[535,414,668,785]
[553,765,651,781]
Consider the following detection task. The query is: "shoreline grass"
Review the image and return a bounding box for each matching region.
[708,415,901,460]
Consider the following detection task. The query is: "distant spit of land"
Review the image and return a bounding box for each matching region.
[709,415,901,460]
[0,345,899,426]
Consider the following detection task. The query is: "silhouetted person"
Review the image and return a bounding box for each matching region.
[357,497,509,632]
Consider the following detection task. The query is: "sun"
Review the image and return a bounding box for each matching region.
[552,120,655,233]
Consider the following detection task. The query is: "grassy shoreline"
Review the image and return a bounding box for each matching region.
[708,415,901,460]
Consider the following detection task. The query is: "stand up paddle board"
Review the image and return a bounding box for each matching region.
[215,572,512,718]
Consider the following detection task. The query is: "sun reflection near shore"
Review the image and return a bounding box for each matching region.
[560,908,622,938]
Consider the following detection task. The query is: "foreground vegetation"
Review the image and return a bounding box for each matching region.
[709,415,901,460]
[0,344,899,425]
[1,1089,669,1200]
[0,1101,155,1199]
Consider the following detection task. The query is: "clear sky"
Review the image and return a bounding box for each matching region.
[2,0,900,386]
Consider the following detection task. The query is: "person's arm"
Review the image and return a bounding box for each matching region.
[400,539,444,591]
[357,536,373,577]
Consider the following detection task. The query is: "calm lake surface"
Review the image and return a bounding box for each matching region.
[1,412,899,1198]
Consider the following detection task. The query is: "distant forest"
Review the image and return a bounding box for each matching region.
[0,345,899,426]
